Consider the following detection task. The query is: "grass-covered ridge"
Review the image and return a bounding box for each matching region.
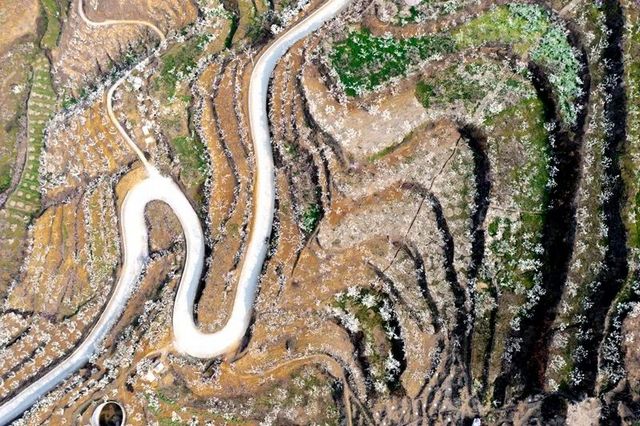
[40,0,62,50]
[414,61,534,112]
[484,97,550,292]
[454,4,582,125]
[330,3,581,124]
[0,54,56,286]
[8,55,57,217]
[159,38,205,98]
[624,17,640,250]
[171,134,207,184]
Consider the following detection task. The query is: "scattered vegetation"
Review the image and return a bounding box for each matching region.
[334,288,404,394]
[159,40,203,98]
[329,29,455,96]
[300,203,321,234]
[390,0,477,26]
[453,4,581,124]
[483,97,549,292]
[253,368,342,423]
[415,61,532,112]
[333,4,581,124]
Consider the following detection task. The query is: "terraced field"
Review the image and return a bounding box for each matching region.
[2,0,640,425]
[0,54,56,294]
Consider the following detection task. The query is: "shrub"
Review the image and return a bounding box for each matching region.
[301,203,321,233]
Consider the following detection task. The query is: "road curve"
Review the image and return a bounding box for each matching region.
[106,70,155,172]
[79,0,165,172]
[77,0,165,41]
[0,170,204,425]
[0,2,169,423]
[171,0,351,359]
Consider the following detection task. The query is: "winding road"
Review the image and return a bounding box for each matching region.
[77,0,165,40]
[0,0,349,422]
[0,169,203,424]
[173,0,352,359]
[80,0,164,172]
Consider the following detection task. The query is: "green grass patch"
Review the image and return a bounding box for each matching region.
[0,168,11,193]
[246,12,269,42]
[0,129,19,194]
[225,13,240,48]
[40,0,61,49]
[368,142,403,162]
[331,4,581,124]
[171,134,207,183]
[453,4,581,124]
[453,4,549,55]
[283,142,298,156]
[367,127,419,162]
[158,420,183,426]
[159,39,203,98]
[329,28,456,96]
[300,203,321,234]
[415,80,435,108]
